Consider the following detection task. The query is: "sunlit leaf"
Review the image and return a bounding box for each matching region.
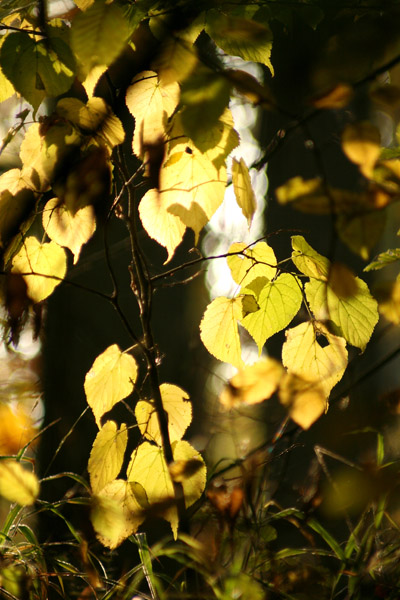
[375,279,400,325]
[342,122,381,178]
[241,274,303,353]
[0,460,39,506]
[81,64,107,98]
[206,11,274,75]
[71,0,130,77]
[11,237,67,303]
[291,235,329,281]
[0,66,15,103]
[220,358,284,408]
[279,373,327,430]
[0,404,36,455]
[311,83,353,109]
[336,210,386,260]
[152,36,198,85]
[282,321,348,397]
[0,169,36,247]
[84,345,138,427]
[305,277,378,350]
[227,241,277,288]
[88,421,128,494]
[57,97,125,151]
[135,384,192,444]
[19,124,50,192]
[42,197,96,264]
[126,70,180,158]
[275,176,328,212]
[91,479,144,549]
[200,296,247,368]
[365,248,400,271]
[139,188,186,263]
[127,440,206,538]
[232,158,256,226]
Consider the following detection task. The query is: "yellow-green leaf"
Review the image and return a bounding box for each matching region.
[219,358,284,407]
[127,440,206,538]
[19,124,50,192]
[227,241,277,288]
[84,345,138,427]
[192,108,239,168]
[279,373,327,430]
[375,279,400,325]
[291,235,330,281]
[305,277,378,350]
[139,188,186,263]
[241,274,303,353]
[282,321,348,397]
[88,421,128,494]
[336,211,386,260]
[42,198,96,264]
[135,384,192,445]
[126,70,180,158]
[0,460,39,506]
[11,237,67,303]
[81,64,107,98]
[71,0,130,77]
[0,169,36,247]
[200,296,245,368]
[91,479,144,549]
[232,158,256,226]
[0,66,15,103]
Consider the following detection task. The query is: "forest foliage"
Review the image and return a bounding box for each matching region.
[1,0,400,598]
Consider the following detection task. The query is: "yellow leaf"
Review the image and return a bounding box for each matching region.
[91,479,144,549]
[375,279,400,324]
[232,158,256,226]
[200,296,245,368]
[11,237,67,303]
[0,404,36,455]
[138,188,186,263]
[342,122,381,178]
[127,440,206,538]
[84,345,138,427]
[311,83,353,109]
[220,358,284,408]
[282,321,348,397]
[279,373,327,430]
[88,421,128,494]
[81,64,107,98]
[186,108,239,168]
[19,124,50,192]
[0,66,15,103]
[227,241,277,288]
[125,70,180,158]
[152,37,198,85]
[0,169,36,247]
[291,235,330,281]
[42,197,96,264]
[0,460,39,506]
[336,210,386,260]
[241,274,303,353]
[135,384,192,445]
[57,97,125,151]
[305,277,378,350]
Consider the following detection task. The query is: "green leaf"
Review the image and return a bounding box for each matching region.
[88,421,128,494]
[241,273,303,353]
[364,248,400,271]
[84,345,138,427]
[71,0,130,77]
[205,10,274,75]
[291,235,330,281]
[0,460,39,506]
[305,277,379,351]
[0,32,75,110]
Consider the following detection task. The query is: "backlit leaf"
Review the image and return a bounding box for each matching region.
[91,479,144,549]
[139,188,186,263]
[365,248,400,272]
[227,241,277,288]
[19,124,50,192]
[279,373,327,430]
[200,296,246,368]
[84,345,138,427]
[0,460,39,506]
[71,0,130,77]
[0,66,15,103]
[311,83,353,109]
[305,277,378,350]
[337,210,386,260]
[42,198,96,264]
[375,279,400,325]
[0,169,36,247]
[184,108,239,168]
[126,71,180,158]
[291,235,329,281]
[135,384,192,444]
[282,321,348,397]
[11,237,67,303]
[153,36,198,85]
[342,122,381,178]
[81,64,107,98]
[127,440,206,538]
[220,358,284,408]
[328,263,358,299]
[88,421,128,494]
[0,404,36,455]
[241,274,303,353]
[232,158,256,226]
